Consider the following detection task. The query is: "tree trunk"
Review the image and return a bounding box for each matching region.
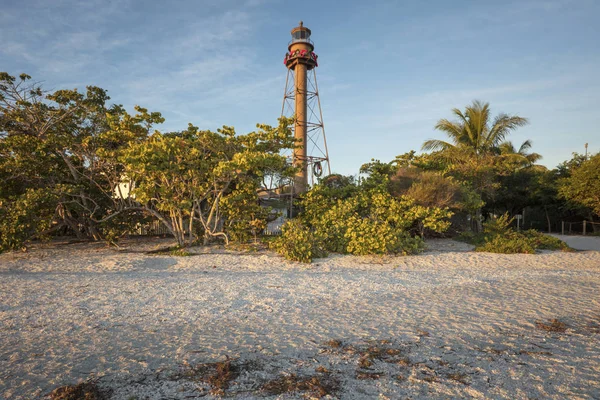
[188,212,195,244]
[171,212,185,247]
[474,208,483,233]
[145,208,181,247]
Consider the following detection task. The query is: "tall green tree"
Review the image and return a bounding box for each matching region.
[0,72,162,249]
[558,152,600,220]
[421,100,533,231]
[497,139,541,167]
[122,119,296,247]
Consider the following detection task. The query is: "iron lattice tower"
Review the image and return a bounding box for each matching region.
[281,21,331,193]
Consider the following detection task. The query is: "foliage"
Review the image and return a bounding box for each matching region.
[460,213,570,254]
[497,139,541,167]
[301,181,451,256]
[344,217,424,256]
[475,229,569,254]
[359,156,483,215]
[0,72,295,250]
[123,119,295,247]
[392,168,483,213]
[48,380,107,400]
[476,230,537,254]
[270,219,327,263]
[98,210,149,246]
[0,72,158,248]
[482,213,513,236]
[169,248,193,257]
[522,229,570,251]
[0,188,59,251]
[422,100,529,157]
[418,100,534,231]
[558,153,600,217]
[0,73,588,253]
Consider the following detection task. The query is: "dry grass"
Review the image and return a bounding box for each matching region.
[324,339,410,373]
[355,371,384,380]
[261,373,340,398]
[184,358,252,396]
[48,380,107,400]
[315,366,330,374]
[324,339,343,349]
[535,318,568,333]
[420,373,439,383]
[396,357,412,367]
[517,350,553,356]
[357,344,408,368]
[446,372,470,385]
[358,354,373,368]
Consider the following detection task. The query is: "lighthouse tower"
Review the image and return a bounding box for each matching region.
[282,21,330,193]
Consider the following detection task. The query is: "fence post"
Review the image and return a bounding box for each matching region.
[561,221,565,235]
[583,220,586,236]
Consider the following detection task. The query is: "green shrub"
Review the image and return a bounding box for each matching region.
[482,213,513,236]
[522,229,571,251]
[344,217,424,255]
[0,188,58,252]
[466,214,571,254]
[301,186,451,257]
[170,248,193,257]
[476,230,536,254]
[270,220,327,263]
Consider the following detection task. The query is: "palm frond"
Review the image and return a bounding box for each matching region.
[498,141,516,155]
[487,114,529,148]
[428,100,529,159]
[466,100,491,151]
[525,151,542,164]
[422,139,456,152]
[517,139,532,153]
[434,118,464,144]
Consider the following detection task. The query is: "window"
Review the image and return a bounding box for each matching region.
[293,30,310,41]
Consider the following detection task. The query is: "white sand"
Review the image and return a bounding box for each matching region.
[0,238,599,399]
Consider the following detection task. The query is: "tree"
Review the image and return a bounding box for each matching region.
[359,154,482,216]
[300,174,453,255]
[0,72,161,249]
[122,119,296,247]
[558,153,600,218]
[497,140,541,167]
[420,100,532,231]
[422,100,529,158]
[393,169,482,213]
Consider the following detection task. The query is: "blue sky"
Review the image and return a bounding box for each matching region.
[1,0,599,175]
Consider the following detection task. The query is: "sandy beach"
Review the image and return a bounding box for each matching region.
[0,238,599,399]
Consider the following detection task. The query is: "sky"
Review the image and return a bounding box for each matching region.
[1,0,599,175]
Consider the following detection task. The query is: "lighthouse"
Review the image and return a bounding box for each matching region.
[282,21,330,193]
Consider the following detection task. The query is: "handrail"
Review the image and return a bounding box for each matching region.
[289,38,314,46]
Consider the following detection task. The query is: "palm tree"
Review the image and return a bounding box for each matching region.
[422,101,530,233]
[422,100,529,158]
[497,139,542,167]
